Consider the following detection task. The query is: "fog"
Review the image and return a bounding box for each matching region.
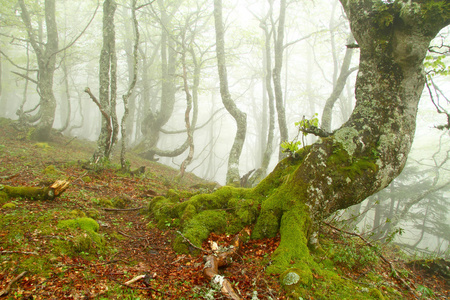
[0,0,448,257]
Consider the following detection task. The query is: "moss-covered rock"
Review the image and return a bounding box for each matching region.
[2,202,16,209]
[70,209,86,218]
[98,197,113,207]
[57,217,104,254]
[82,175,92,183]
[86,208,100,219]
[112,196,131,209]
[58,217,100,232]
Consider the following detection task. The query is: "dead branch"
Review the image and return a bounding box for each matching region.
[124,274,146,285]
[203,229,250,300]
[0,271,27,297]
[0,179,70,201]
[0,250,38,255]
[84,87,113,156]
[102,206,144,212]
[299,125,332,138]
[0,172,21,180]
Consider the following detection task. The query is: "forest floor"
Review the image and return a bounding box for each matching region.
[0,117,448,300]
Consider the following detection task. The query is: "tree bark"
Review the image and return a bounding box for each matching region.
[214,0,247,184]
[273,0,288,161]
[120,0,139,170]
[321,35,358,132]
[92,0,118,161]
[18,0,58,141]
[251,3,276,185]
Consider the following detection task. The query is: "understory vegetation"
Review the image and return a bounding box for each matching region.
[0,118,448,299]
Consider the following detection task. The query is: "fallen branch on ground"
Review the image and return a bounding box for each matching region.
[0,271,27,297]
[0,172,21,180]
[203,229,250,300]
[0,250,38,255]
[102,206,144,212]
[0,179,70,200]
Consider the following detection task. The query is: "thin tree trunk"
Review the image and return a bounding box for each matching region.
[214,0,247,184]
[121,0,139,170]
[272,0,288,160]
[321,35,358,132]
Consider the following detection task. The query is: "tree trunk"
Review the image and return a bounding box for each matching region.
[273,0,288,161]
[251,7,276,185]
[214,0,247,184]
[120,0,139,170]
[137,0,180,160]
[321,35,358,132]
[149,1,450,297]
[92,0,117,161]
[18,0,58,141]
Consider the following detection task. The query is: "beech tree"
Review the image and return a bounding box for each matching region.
[214,0,247,184]
[85,0,118,162]
[17,0,58,141]
[149,0,450,297]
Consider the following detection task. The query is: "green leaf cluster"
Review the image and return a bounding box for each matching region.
[424,55,450,77]
[281,114,320,155]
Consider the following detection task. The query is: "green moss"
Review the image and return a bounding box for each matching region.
[70,209,86,218]
[180,203,196,225]
[280,266,313,298]
[57,218,104,254]
[82,176,92,183]
[34,142,51,149]
[0,191,9,204]
[251,208,281,239]
[327,142,378,180]
[370,288,385,299]
[166,189,180,201]
[98,197,113,207]
[112,196,131,209]
[2,202,16,209]
[266,205,311,274]
[42,165,59,175]
[58,217,99,233]
[86,208,100,219]
[0,184,51,200]
[172,210,228,254]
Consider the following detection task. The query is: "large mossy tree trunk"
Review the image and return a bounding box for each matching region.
[149,0,450,297]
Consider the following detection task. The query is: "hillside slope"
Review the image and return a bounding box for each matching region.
[0,118,448,299]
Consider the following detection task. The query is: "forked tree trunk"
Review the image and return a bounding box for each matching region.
[18,0,58,141]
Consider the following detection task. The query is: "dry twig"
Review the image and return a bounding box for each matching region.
[0,271,27,296]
